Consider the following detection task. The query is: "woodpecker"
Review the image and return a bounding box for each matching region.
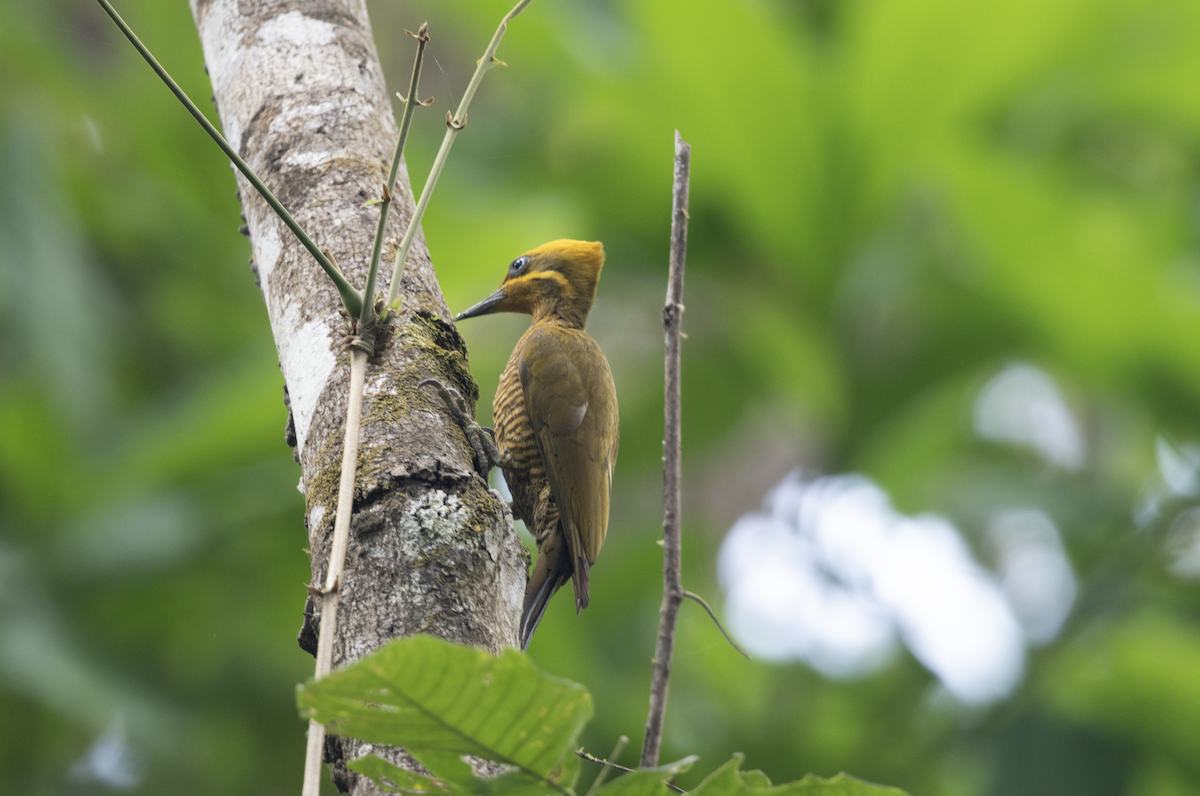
[456,240,619,650]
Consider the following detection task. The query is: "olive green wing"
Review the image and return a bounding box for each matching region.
[519,326,619,611]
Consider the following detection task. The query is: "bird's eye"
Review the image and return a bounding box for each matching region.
[509,256,528,276]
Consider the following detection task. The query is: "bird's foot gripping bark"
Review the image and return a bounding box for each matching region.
[419,379,499,480]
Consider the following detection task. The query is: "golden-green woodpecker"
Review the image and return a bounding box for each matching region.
[456,240,619,650]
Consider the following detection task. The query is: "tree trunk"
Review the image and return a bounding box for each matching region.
[189,1,526,791]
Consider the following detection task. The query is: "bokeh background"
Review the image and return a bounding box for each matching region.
[4,0,1200,793]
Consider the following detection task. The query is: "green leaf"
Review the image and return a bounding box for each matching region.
[549,745,582,791]
[297,635,593,794]
[352,752,580,796]
[349,755,457,795]
[736,770,772,790]
[692,756,910,796]
[593,757,697,796]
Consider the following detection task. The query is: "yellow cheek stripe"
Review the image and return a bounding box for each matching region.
[507,271,574,298]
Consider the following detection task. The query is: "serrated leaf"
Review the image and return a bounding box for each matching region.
[692,756,909,796]
[593,757,697,796]
[297,635,593,793]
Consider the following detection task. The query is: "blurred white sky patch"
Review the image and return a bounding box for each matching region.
[719,472,1078,704]
[1152,437,1200,575]
[719,504,896,676]
[1166,506,1200,578]
[1135,437,1200,529]
[1155,436,1200,498]
[986,509,1076,645]
[974,363,1083,469]
[70,713,142,790]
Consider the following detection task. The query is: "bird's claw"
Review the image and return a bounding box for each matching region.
[419,378,500,480]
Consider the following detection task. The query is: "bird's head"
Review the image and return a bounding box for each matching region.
[455,239,605,329]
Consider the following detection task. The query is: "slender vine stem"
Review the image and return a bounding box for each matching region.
[576,748,688,795]
[302,346,368,796]
[682,591,750,659]
[585,736,629,796]
[93,0,363,317]
[362,23,431,326]
[384,0,535,310]
[641,131,691,769]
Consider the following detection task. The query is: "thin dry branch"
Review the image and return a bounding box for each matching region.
[640,130,691,769]
[585,735,629,796]
[576,748,687,795]
[303,346,368,796]
[384,0,534,310]
[361,22,430,324]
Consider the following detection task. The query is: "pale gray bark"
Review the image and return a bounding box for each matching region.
[189,1,525,792]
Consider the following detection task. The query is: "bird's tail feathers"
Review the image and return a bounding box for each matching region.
[520,567,560,651]
[572,555,590,614]
[520,534,593,649]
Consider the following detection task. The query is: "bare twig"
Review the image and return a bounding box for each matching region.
[302,347,369,796]
[577,750,636,776]
[385,0,534,311]
[299,26,432,791]
[585,736,629,796]
[640,131,691,769]
[576,748,687,795]
[362,22,430,325]
[93,0,363,316]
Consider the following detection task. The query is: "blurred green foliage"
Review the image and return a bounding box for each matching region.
[2,0,1200,794]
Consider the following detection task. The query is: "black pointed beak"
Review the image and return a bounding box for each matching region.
[455,287,507,321]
